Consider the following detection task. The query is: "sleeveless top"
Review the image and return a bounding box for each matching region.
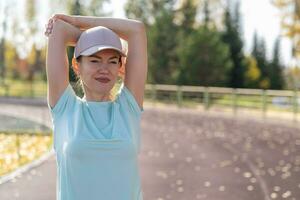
[47,82,144,200]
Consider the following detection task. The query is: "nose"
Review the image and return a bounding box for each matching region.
[97,62,110,70]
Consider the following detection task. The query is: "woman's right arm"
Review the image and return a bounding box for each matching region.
[45,18,82,108]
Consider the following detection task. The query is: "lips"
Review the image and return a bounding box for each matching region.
[95,77,110,83]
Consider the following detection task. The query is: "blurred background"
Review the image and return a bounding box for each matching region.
[0,0,299,89]
[0,0,300,200]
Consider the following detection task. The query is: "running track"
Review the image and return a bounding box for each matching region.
[0,102,299,200]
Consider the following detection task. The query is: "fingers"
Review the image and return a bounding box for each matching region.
[45,13,64,37]
[44,17,56,37]
[44,14,75,37]
[44,21,52,37]
[52,13,75,25]
[51,14,67,22]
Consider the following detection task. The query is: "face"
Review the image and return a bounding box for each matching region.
[75,49,122,97]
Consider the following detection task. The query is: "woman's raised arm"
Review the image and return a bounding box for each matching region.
[45,18,82,108]
[53,14,148,110]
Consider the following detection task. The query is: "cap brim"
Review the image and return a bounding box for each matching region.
[79,45,127,57]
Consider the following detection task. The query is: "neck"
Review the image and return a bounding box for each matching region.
[83,94,112,102]
[82,86,112,102]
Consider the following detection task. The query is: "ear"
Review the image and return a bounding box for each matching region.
[72,57,80,75]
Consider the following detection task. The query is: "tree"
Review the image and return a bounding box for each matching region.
[175,0,198,85]
[0,2,9,84]
[27,44,45,81]
[125,0,176,26]
[4,41,19,79]
[124,0,153,26]
[244,55,261,88]
[125,0,178,84]
[285,66,300,89]
[25,0,39,82]
[251,32,270,89]
[150,10,178,84]
[197,0,225,29]
[269,37,285,89]
[174,0,197,33]
[178,26,233,86]
[221,1,246,88]
[85,0,111,16]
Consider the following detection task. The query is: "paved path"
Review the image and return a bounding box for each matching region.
[0,102,300,200]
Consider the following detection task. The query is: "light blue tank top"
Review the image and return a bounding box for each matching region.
[47,82,144,200]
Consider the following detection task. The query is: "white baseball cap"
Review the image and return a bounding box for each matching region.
[74,26,127,58]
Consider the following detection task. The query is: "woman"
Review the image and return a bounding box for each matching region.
[44,14,147,200]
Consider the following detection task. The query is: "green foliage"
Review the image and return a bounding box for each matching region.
[177,26,233,86]
[251,32,270,89]
[251,33,286,89]
[259,78,270,89]
[221,2,247,88]
[244,55,261,88]
[5,41,19,79]
[175,0,197,33]
[285,66,300,89]
[0,0,289,90]
[0,3,8,85]
[269,37,285,89]
[124,0,152,26]
[0,38,6,84]
[147,10,179,84]
[85,0,111,16]
[175,0,198,85]
[125,0,178,84]
[27,44,46,81]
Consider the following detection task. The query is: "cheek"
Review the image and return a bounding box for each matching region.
[81,65,94,76]
[112,68,120,78]
[79,70,93,84]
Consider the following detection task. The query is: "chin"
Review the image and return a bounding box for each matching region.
[95,82,114,92]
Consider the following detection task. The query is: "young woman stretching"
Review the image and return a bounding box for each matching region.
[44,14,147,200]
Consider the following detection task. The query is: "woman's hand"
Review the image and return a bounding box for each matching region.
[51,14,77,27]
[44,17,56,37]
[44,16,82,46]
[49,14,92,31]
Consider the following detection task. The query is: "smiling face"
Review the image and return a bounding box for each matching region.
[73,49,122,101]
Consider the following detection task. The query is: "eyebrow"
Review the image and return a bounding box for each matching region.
[88,55,119,60]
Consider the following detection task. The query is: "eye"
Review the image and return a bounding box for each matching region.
[91,60,99,63]
[110,60,119,64]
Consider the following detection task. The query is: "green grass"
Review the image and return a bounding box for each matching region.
[0,79,47,97]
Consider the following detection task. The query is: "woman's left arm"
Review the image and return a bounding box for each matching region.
[52,14,148,110]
